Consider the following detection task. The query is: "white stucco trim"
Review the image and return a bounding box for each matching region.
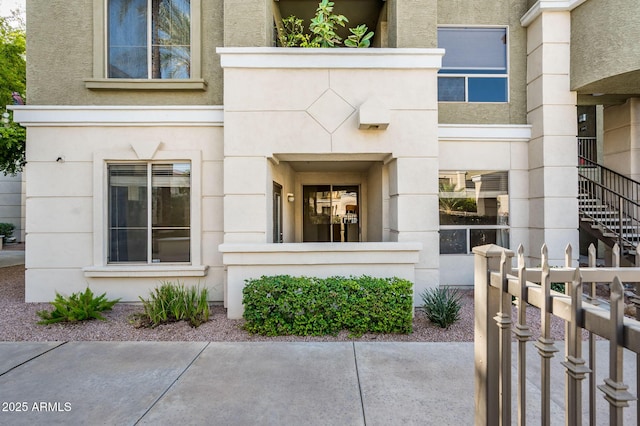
[219,242,423,263]
[438,124,532,142]
[9,106,224,127]
[521,0,588,27]
[83,265,208,277]
[217,47,445,69]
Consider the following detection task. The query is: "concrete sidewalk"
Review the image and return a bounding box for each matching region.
[0,248,24,268]
[0,341,637,425]
[0,342,475,425]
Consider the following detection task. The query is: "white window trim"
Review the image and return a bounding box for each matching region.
[84,147,206,277]
[88,0,204,90]
[437,25,510,103]
[439,225,511,255]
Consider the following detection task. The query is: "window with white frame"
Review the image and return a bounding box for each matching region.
[108,163,191,263]
[439,170,509,254]
[437,27,508,103]
[108,0,191,79]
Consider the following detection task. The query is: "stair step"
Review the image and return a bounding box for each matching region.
[579,206,618,212]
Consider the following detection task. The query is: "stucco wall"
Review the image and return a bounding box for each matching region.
[437,0,529,125]
[386,0,437,48]
[26,0,224,105]
[603,98,640,182]
[571,0,640,93]
[18,110,225,302]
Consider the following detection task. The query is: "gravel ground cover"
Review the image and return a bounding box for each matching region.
[0,264,579,342]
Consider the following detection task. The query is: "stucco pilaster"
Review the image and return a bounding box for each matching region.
[224,0,272,47]
[603,98,640,182]
[525,10,578,265]
[386,0,437,48]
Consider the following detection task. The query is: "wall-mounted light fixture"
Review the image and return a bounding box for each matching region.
[358,97,390,130]
[287,193,295,202]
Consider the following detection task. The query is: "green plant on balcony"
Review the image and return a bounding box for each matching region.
[0,222,15,241]
[277,0,374,48]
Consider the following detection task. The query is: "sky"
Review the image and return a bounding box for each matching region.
[0,0,25,17]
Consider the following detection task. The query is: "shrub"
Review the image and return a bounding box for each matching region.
[0,222,15,240]
[133,281,210,328]
[242,275,413,336]
[420,287,462,329]
[37,288,120,325]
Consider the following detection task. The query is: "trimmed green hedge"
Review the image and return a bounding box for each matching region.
[242,275,413,336]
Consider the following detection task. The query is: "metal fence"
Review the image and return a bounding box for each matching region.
[474,243,640,425]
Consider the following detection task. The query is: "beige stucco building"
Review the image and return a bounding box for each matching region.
[11,0,640,317]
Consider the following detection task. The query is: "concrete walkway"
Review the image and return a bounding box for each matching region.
[0,341,475,425]
[0,247,25,267]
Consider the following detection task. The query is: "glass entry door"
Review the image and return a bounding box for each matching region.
[303,185,359,242]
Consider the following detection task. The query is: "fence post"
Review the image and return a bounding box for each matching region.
[561,268,590,425]
[495,251,512,426]
[534,244,558,426]
[598,277,635,425]
[514,245,533,426]
[473,244,514,426]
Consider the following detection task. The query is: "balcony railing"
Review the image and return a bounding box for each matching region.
[474,243,639,425]
[578,140,640,255]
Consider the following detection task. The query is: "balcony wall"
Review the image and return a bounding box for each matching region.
[571,0,640,96]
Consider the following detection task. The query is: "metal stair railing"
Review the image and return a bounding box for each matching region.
[578,149,640,254]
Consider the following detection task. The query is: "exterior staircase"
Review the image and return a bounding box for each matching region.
[578,145,640,264]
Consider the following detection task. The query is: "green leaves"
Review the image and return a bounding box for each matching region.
[344,24,374,48]
[36,288,120,325]
[276,0,373,48]
[134,281,210,328]
[0,222,14,240]
[242,275,413,336]
[0,111,26,176]
[308,0,348,47]
[0,15,26,176]
[420,287,462,329]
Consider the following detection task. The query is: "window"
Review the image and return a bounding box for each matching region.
[437,27,508,102]
[108,163,191,263]
[108,0,191,79]
[439,171,509,254]
[303,185,360,242]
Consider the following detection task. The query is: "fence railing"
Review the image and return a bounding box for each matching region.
[474,243,640,425]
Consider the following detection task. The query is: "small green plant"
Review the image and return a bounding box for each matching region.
[308,0,348,47]
[276,0,373,48]
[242,275,413,336]
[344,24,374,48]
[550,282,565,293]
[133,281,210,328]
[421,287,462,329]
[0,222,15,240]
[36,288,120,325]
[279,16,316,47]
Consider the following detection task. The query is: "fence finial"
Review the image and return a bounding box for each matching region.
[588,243,596,267]
[517,244,525,269]
[565,244,572,268]
[541,244,548,269]
[612,244,620,267]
